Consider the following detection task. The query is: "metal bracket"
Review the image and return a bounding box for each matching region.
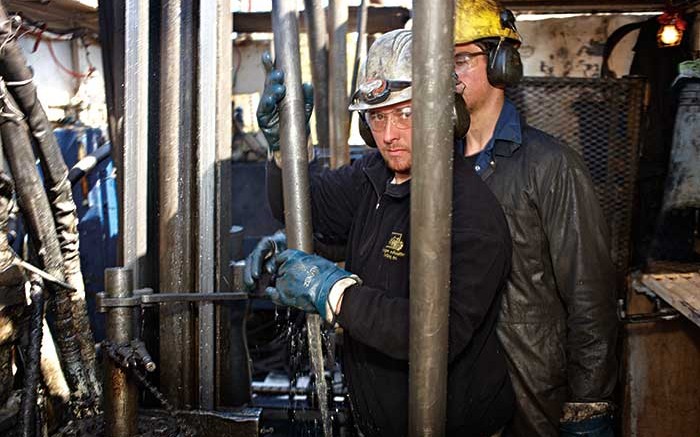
[617,273,682,324]
[96,288,248,312]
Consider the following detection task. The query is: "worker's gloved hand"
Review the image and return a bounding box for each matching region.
[560,403,615,437]
[256,51,314,153]
[265,249,359,322]
[243,230,288,290]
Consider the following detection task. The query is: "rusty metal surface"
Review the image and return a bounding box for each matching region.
[639,272,700,327]
[506,76,646,277]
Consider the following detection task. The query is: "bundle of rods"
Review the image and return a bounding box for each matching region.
[0,2,101,432]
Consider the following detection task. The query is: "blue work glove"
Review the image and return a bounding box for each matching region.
[265,249,359,321]
[256,51,314,153]
[243,230,288,290]
[560,413,615,437]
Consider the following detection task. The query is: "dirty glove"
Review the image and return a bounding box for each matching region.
[266,249,360,323]
[243,230,287,290]
[256,51,314,154]
[560,402,614,437]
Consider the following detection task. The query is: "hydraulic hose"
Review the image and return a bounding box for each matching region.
[20,279,45,437]
[0,78,91,413]
[0,6,100,404]
[68,142,112,185]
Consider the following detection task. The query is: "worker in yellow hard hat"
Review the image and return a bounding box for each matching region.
[452,1,618,437]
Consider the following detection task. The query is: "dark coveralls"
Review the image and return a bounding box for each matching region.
[465,100,618,437]
[268,147,515,437]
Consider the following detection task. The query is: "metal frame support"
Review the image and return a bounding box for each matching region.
[197,0,218,411]
[409,1,455,435]
[121,0,149,285]
[104,268,138,437]
[304,0,330,152]
[328,0,350,168]
[158,0,196,409]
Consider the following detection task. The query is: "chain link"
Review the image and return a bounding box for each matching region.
[102,340,195,437]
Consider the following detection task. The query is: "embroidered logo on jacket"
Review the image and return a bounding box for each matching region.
[383,232,406,261]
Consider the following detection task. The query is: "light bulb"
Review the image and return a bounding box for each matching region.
[660,24,682,46]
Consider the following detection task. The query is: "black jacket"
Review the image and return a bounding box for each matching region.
[480,120,619,436]
[268,149,514,437]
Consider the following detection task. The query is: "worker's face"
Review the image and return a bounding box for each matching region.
[366,101,413,180]
[454,43,493,112]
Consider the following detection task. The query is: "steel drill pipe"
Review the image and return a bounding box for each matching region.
[328,0,350,168]
[158,0,195,409]
[303,0,330,151]
[0,6,100,401]
[0,80,91,411]
[104,268,138,437]
[271,2,331,436]
[409,1,455,436]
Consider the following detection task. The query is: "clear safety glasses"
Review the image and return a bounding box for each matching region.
[454,51,488,73]
[365,106,413,132]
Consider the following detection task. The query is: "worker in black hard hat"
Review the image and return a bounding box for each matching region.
[247,29,515,437]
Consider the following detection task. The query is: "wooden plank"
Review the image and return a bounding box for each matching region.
[233,6,410,34]
[642,272,700,328]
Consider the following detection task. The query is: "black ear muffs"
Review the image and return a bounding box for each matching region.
[359,93,470,148]
[486,39,523,88]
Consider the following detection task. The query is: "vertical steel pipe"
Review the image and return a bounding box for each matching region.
[104,268,137,437]
[303,0,330,152]
[158,0,195,409]
[272,2,330,436]
[122,0,149,287]
[197,0,218,410]
[409,1,455,436]
[349,0,368,99]
[328,0,349,168]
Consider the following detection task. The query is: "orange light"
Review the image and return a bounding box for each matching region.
[657,11,686,48]
[659,24,682,46]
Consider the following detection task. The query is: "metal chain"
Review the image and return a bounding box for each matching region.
[102,340,195,437]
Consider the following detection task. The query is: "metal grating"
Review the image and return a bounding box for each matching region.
[506,77,646,275]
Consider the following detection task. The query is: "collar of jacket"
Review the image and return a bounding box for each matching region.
[478,98,523,180]
[362,151,411,200]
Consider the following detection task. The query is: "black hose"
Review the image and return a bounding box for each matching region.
[0,6,100,405]
[20,279,44,437]
[0,78,91,412]
[68,142,112,185]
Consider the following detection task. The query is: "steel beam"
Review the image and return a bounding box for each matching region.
[158,0,195,409]
[121,0,149,286]
[409,1,455,436]
[328,0,349,168]
[304,0,330,152]
[197,0,218,411]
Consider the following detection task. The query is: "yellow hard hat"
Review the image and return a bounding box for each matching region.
[454,0,522,46]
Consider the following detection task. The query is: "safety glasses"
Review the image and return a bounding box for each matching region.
[365,106,413,132]
[454,51,488,73]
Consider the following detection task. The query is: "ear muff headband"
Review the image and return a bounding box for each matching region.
[359,93,470,148]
